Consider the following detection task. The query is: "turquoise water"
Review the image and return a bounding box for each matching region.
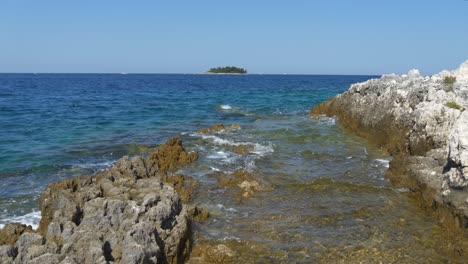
[0,73,367,223]
[0,74,456,262]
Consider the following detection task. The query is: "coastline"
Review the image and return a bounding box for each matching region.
[311,61,468,256]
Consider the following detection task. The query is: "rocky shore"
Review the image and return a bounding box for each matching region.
[311,61,468,254]
[0,137,200,264]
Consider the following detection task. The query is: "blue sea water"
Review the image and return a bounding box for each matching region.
[0,74,369,220]
[0,73,454,261]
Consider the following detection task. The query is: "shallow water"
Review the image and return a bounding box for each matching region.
[0,74,457,262]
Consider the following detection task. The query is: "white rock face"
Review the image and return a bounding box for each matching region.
[316,61,468,190]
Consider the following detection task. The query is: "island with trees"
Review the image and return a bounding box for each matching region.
[206,66,247,74]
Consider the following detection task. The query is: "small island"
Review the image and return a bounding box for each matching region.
[207,66,247,74]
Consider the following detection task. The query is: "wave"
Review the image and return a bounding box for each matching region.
[218,105,233,110]
[216,203,238,212]
[373,158,391,168]
[194,134,274,157]
[0,211,41,230]
[72,160,116,170]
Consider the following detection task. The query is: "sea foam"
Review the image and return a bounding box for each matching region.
[219,105,233,110]
[196,134,274,157]
[0,211,41,230]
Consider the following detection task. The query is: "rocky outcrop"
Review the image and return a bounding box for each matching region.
[0,137,198,264]
[311,61,468,253]
[0,224,34,246]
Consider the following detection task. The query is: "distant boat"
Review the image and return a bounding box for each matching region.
[121,72,127,75]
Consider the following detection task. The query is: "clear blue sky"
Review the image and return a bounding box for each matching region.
[1,0,467,74]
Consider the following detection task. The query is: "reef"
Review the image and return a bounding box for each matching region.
[0,137,199,264]
[311,61,468,255]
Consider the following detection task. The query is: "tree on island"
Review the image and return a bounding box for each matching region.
[207,66,247,74]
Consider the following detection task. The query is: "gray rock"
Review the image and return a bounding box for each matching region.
[0,137,196,264]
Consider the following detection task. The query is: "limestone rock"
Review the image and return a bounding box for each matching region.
[0,137,198,264]
[311,61,468,228]
[0,223,34,245]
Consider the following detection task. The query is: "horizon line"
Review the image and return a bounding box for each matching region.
[0,72,383,76]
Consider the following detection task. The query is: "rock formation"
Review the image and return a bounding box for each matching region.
[311,61,468,252]
[0,137,198,264]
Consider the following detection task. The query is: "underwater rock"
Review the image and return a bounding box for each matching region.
[198,124,226,134]
[189,242,235,263]
[231,144,254,155]
[217,169,263,198]
[311,61,468,242]
[0,137,198,264]
[197,124,241,134]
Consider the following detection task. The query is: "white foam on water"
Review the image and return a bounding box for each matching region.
[207,151,229,160]
[219,105,233,110]
[374,159,391,168]
[245,160,256,171]
[216,204,238,212]
[397,187,410,193]
[0,211,41,230]
[223,236,242,242]
[210,166,221,172]
[195,134,274,157]
[206,151,238,165]
[313,115,336,125]
[72,160,116,170]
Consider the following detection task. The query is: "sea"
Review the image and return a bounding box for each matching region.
[0,73,455,262]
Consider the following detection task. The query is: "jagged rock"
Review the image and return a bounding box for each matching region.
[161,174,199,204]
[188,206,210,222]
[148,136,198,175]
[0,137,198,264]
[311,61,468,231]
[0,223,34,245]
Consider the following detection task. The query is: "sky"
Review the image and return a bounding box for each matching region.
[1,0,467,75]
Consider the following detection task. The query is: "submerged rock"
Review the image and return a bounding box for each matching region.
[231,144,254,155]
[197,124,241,134]
[190,242,235,263]
[198,124,226,134]
[217,169,264,198]
[0,137,198,264]
[311,61,468,253]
